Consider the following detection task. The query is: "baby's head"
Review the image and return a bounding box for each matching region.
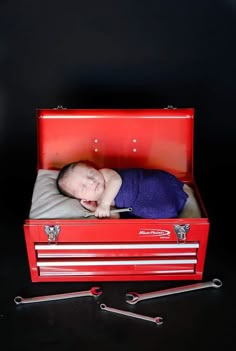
[57,161,105,201]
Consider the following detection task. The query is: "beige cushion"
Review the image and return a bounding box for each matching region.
[29,169,91,219]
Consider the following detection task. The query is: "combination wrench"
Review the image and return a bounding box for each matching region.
[100,303,163,325]
[126,278,223,305]
[14,286,102,305]
[83,207,132,217]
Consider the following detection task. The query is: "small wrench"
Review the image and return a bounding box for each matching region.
[83,207,132,217]
[14,286,102,305]
[100,303,163,325]
[126,278,223,305]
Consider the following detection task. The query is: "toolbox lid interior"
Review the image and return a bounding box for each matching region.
[37,108,194,181]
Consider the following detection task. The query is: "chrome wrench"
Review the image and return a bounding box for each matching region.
[100,303,163,325]
[126,278,223,305]
[14,286,102,305]
[83,207,132,217]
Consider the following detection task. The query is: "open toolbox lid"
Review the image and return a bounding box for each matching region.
[37,107,194,181]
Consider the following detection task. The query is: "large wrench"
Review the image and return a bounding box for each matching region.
[83,207,132,217]
[126,278,223,305]
[100,303,163,325]
[14,286,102,305]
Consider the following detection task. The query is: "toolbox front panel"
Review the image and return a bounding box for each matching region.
[24,218,209,282]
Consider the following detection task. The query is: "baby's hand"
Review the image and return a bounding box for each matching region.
[95,203,111,218]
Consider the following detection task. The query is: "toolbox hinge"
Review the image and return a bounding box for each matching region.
[174,224,190,243]
[164,105,176,109]
[44,225,61,242]
[54,105,67,109]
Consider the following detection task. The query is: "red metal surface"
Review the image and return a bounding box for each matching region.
[25,218,209,242]
[37,108,194,180]
[24,216,209,282]
[24,108,210,282]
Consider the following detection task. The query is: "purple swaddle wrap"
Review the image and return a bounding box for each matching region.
[114,168,188,219]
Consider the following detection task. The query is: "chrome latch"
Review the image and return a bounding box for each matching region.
[44,225,60,242]
[174,224,190,242]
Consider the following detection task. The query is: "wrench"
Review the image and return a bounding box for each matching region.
[14,286,102,305]
[83,207,132,217]
[126,278,223,305]
[100,303,163,325]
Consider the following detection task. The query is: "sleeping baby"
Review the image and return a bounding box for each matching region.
[56,160,201,219]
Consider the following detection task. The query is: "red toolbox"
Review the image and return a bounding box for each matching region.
[24,107,209,282]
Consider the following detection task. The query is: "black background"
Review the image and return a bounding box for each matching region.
[0,1,235,350]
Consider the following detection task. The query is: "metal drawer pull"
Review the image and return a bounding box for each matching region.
[126,278,223,304]
[83,207,132,217]
[100,303,163,325]
[14,286,102,305]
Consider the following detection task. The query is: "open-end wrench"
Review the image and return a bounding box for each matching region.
[14,286,102,305]
[100,303,163,325]
[83,207,132,217]
[126,278,223,305]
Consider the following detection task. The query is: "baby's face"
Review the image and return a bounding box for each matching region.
[60,163,105,201]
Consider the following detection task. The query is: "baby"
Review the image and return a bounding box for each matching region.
[56,160,201,219]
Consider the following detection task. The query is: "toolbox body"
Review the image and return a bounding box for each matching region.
[24,108,209,282]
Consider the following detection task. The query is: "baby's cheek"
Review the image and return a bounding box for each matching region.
[74,190,82,199]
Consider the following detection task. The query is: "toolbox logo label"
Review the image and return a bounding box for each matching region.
[139,229,171,238]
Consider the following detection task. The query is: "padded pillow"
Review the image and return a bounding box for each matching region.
[29,169,93,219]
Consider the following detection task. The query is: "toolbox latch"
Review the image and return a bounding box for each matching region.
[174,224,190,243]
[44,225,60,242]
